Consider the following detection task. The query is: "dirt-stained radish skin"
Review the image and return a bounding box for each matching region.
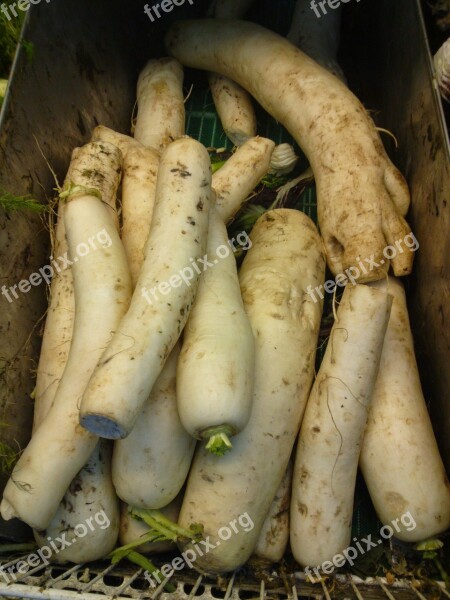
[34,441,119,563]
[121,145,160,286]
[80,138,212,440]
[361,278,450,541]
[134,58,185,151]
[290,284,392,568]
[207,0,257,146]
[112,343,195,508]
[1,142,131,530]
[177,207,254,453]
[177,209,325,574]
[208,73,257,146]
[254,460,293,563]
[165,19,414,281]
[213,137,275,222]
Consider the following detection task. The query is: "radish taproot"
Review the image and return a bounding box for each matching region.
[360,278,450,541]
[290,284,392,568]
[165,19,414,281]
[34,441,119,563]
[121,145,160,286]
[207,0,257,146]
[213,136,275,222]
[112,343,195,508]
[80,137,212,440]
[31,157,121,561]
[177,206,254,455]
[134,58,185,151]
[177,208,325,573]
[254,460,293,563]
[208,73,257,147]
[1,141,131,530]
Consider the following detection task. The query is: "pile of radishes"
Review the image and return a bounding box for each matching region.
[2,0,449,580]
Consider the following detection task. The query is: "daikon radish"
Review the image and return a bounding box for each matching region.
[207,0,257,146]
[134,58,185,151]
[213,136,275,222]
[32,206,75,429]
[32,158,121,562]
[119,494,182,554]
[80,137,212,439]
[1,141,131,530]
[34,442,119,563]
[177,209,325,574]
[112,343,195,508]
[166,19,414,281]
[360,278,450,541]
[287,0,346,82]
[254,460,293,563]
[121,145,160,286]
[208,73,257,147]
[290,284,392,568]
[177,207,254,454]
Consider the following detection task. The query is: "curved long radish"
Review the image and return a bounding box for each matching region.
[177,207,254,454]
[165,19,414,281]
[1,141,131,530]
[360,278,450,542]
[112,343,195,508]
[177,209,325,574]
[208,73,257,147]
[80,137,212,440]
[207,0,257,146]
[290,284,392,568]
[91,125,142,155]
[134,58,185,151]
[213,136,275,222]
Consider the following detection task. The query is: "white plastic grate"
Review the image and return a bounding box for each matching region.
[0,557,446,600]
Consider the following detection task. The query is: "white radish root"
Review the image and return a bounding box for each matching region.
[80,137,212,440]
[213,136,275,222]
[165,19,414,281]
[1,141,131,530]
[121,145,160,286]
[360,277,450,541]
[91,125,142,155]
[177,207,254,454]
[290,284,392,568]
[34,441,119,563]
[134,58,185,151]
[177,209,325,574]
[208,73,257,146]
[112,343,195,508]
